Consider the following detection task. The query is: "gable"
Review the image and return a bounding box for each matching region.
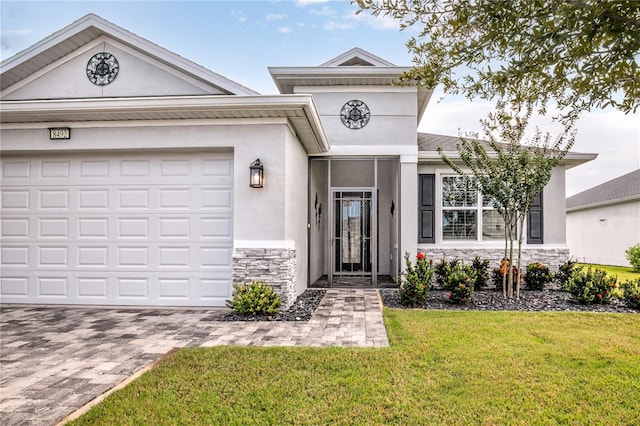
[319,47,396,67]
[2,37,225,100]
[0,14,258,98]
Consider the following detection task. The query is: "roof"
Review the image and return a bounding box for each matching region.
[417,132,598,169]
[0,13,258,96]
[566,169,640,211]
[268,47,433,121]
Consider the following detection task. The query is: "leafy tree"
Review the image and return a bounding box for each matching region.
[440,102,575,297]
[356,0,640,119]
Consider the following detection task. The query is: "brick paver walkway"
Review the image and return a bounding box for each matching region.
[0,289,388,425]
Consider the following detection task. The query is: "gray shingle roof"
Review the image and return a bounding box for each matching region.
[566,169,640,210]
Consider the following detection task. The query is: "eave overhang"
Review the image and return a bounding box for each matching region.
[269,66,433,121]
[0,94,329,154]
[419,150,598,169]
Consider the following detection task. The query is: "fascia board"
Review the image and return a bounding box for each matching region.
[419,150,598,166]
[566,195,640,212]
[0,94,329,153]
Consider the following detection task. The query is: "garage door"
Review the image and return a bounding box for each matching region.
[0,152,233,307]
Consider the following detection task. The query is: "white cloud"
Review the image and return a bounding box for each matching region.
[310,6,334,16]
[266,13,286,21]
[347,8,402,30]
[324,20,354,30]
[278,26,293,34]
[231,10,246,22]
[296,0,330,6]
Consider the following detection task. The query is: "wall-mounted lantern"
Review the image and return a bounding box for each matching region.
[249,159,264,188]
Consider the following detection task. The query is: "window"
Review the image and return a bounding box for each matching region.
[418,173,543,244]
[441,176,504,241]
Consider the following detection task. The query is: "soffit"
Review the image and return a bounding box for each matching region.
[0,95,329,154]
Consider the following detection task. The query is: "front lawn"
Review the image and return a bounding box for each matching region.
[577,263,639,283]
[71,310,639,425]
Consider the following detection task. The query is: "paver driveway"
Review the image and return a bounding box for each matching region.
[0,289,388,425]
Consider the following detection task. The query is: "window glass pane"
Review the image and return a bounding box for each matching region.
[482,194,497,208]
[442,176,477,207]
[442,210,477,240]
[482,210,505,240]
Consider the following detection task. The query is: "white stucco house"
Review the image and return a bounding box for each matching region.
[566,169,640,266]
[0,14,596,307]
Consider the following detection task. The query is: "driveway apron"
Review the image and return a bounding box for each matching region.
[0,288,389,425]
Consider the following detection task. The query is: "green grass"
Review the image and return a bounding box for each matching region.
[577,263,640,284]
[71,310,640,425]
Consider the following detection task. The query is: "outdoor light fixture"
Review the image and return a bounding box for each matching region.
[250,158,264,188]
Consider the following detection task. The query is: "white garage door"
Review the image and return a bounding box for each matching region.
[0,152,233,307]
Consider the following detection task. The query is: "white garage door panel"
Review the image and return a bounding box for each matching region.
[1,152,233,307]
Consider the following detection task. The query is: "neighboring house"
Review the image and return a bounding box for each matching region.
[0,14,596,308]
[566,169,640,266]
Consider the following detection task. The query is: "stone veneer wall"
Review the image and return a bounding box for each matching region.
[418,248,570,270]
[232,248,297,308]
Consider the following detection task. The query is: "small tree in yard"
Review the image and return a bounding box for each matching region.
[440,102,575,298]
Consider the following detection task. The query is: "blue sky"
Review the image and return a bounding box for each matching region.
[2,0,638,196]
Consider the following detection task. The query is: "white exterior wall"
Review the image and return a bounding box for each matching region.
[295,87,418,148]
[417,163,569,254]
[284,128,310,295]
[567,201,640,266]
[1,120,292,244]
[543,167,566,245]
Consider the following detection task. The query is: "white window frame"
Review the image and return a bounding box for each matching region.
[435,170,513,246]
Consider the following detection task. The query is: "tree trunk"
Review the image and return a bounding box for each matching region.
[516,215,526,299]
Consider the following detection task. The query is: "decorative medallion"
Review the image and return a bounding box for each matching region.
[86,52,119,85]
[340,100,370,129]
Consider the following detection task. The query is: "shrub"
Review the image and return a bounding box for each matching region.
[491,259,521,291]
[625,243,640,272]
[444,262,476,304]
[398,252,434,307]
[434,258,460,288]
[226,281,281,316]
[556,257,581,286]
[524,262,554,290]
[621,278,640,310]
[565,268,618,305]
[471,256,490,290]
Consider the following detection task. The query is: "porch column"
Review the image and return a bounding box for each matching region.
[399,154,418,261]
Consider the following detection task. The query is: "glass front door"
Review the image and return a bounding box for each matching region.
[333,191,373,275]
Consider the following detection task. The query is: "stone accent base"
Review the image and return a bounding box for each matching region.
[419,247,570,270]
[232,248,297,308]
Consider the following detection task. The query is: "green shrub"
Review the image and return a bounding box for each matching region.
[471,256,490,290]
[444,261,476,304]
[226,281,281,316]
[434,258,460,288]
[625,243,640,272]
[398,252,433,307]
[621,278,640,310]
[565,268,618,305]
[524,262,554,290]
[556,257,581,286]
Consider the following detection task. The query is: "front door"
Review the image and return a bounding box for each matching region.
[332,190,375,285]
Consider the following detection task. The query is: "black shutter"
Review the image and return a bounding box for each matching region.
[527,191,544,244]
[419,174,435,243]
